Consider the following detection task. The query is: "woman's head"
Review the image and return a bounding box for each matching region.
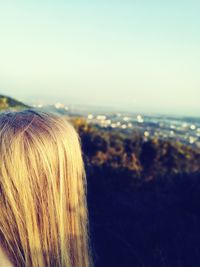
[0,109,91,267]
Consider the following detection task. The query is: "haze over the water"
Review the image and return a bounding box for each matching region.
[0,0,199,116]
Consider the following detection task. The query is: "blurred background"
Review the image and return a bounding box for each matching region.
[1,1,200,266]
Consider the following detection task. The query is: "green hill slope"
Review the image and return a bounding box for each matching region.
[0,95,29,111]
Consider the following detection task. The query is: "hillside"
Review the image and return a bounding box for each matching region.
[71,117,200,267]
[0,95,29,111]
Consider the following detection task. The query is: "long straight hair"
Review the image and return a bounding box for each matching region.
[0,110,92,267]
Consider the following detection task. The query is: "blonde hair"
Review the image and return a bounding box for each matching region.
[0,110,92,267]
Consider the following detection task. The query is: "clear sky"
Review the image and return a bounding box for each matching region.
[0,0,200,116]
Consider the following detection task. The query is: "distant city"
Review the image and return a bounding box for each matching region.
[33,102,200,149]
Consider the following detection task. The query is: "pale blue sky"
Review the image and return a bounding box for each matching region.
[0,0,200,116]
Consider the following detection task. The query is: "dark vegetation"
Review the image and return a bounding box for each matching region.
[71,117,200,267]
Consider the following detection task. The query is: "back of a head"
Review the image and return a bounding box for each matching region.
[0,110,92,267]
